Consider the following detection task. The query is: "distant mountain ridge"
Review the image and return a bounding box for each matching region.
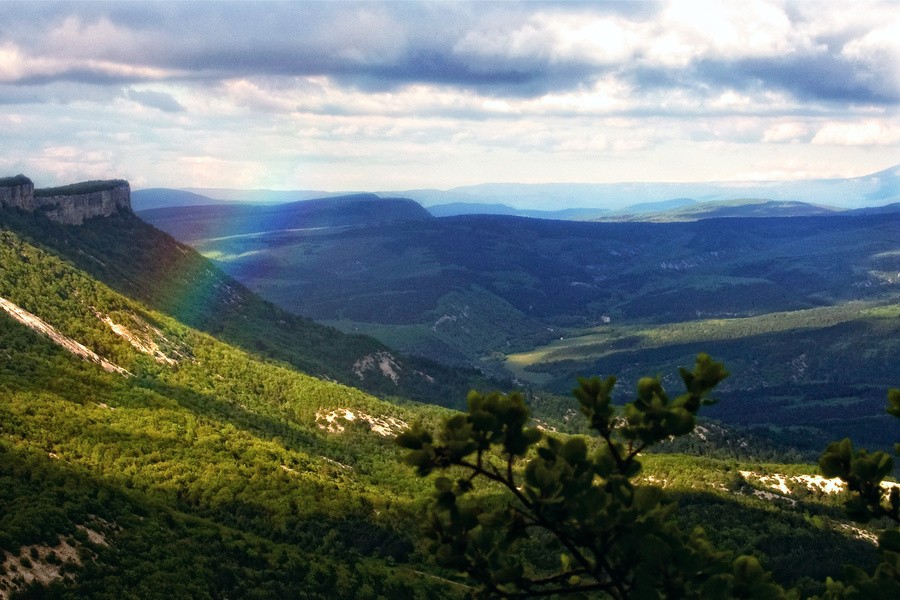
[134,165,898,216]
[183,187,354,203]
[425,198,844,221]
[426,202,611,220]
[395,165,899,210]
[137,193,431,242]
[597,199,843,222]
[131,188,229,210]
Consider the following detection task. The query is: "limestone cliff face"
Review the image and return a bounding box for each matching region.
[0,176,131,225]
[36,182,131,225]
[0,175,35,211]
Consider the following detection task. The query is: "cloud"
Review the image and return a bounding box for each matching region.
[657,0,810,59]
[812,120,900,146]
[1,1,897,190]
[0,80,122,105]
[762,122,810,143]
[0,1,896,105]
[0,40,182,87]
[701,53,898,105]
[124,88,185,113]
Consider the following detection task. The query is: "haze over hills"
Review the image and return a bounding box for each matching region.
[424,202,612,220]
[426,198,853,221]
[392,165,900,210]
[598,199,842,222]
[130,188,231,210]
[184,187,360,204]
[131,165,900,213]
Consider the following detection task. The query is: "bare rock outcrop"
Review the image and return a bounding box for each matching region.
[0,296,129,375]
[0,175,131,225]
[0,174,35,210]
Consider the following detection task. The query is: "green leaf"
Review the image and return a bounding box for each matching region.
[456,478,474,493]
[845,496,874,523]
[561,437,587,464]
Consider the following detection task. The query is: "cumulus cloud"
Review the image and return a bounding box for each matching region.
[812,120,900,146]
[762,122,810,143]
[0,1,896,189]
[0,0,892,103]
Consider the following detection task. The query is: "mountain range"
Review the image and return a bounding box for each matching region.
[133,165,899,213]
[394,165,900,210]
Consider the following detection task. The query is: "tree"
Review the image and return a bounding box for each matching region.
[398,354,791,599]
[815,389,900,599]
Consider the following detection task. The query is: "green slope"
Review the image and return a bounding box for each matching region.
[0,209,890,597]
[141,210,899,365]
[140,206,899,451]
[508,301,900,453]
[0,208,500,408]
[0,225,462,598]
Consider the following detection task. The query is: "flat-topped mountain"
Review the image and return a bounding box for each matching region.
[137,193,432,242]
[0,175,131,225]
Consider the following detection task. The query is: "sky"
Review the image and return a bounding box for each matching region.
[0,0,897,192]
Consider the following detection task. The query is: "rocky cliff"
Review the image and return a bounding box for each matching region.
[0,175,35,211]
[0,176,131,225]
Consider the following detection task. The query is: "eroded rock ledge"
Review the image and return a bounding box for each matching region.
[0,174,131,225]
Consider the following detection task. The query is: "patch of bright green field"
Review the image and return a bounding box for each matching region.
[505,298,900,383]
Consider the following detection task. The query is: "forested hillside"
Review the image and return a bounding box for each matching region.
[0,207,894,597]
[0,222,457,597]
[0,208,498,408]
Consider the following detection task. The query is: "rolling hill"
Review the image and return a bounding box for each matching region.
[140,204,900,453]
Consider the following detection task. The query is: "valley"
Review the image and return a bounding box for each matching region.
[0,175,896,598]
[4,2,899,597]
[140,195,900,454]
